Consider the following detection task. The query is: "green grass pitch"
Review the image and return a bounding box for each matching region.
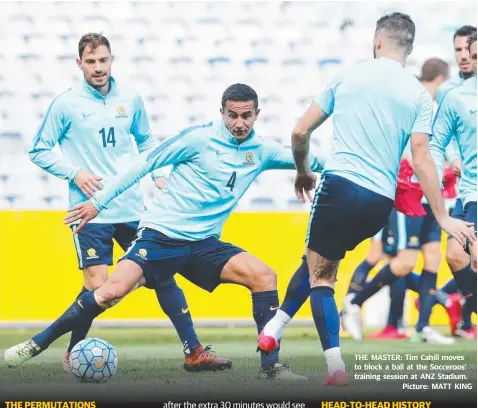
[0,326,476,404]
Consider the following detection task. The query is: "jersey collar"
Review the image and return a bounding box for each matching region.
[82,76,117,100]
[220,121,256,145]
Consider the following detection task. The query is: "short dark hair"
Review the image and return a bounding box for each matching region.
[453,25,477,41]
[467,32,477,50]
[221,84,258,109]
[375,12,415,53]
[420,58,449,82]
[78,33,111,59]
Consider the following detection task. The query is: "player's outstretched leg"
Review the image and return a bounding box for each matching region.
[220,253,307,381]
[446,237,477,338]
[63,265,108,372]
[306,248,347,386]
[154,277,232,372]
[368,278,407,340]
[343,249,415,341]
[63,285,91,371]
[259,255,310,349]
[347,236,383,296]
[343,263,399,340]
[259,247,382,349]
[4,260,144,367]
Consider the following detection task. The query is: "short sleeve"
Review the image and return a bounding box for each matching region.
[411,90,433,135]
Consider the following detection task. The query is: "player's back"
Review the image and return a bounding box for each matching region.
[320,57,432,200]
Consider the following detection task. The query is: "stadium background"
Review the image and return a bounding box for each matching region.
[0,0,476,330]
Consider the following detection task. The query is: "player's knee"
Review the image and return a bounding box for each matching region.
[98,279,129,305]
[392,252,417,277]
[422,244,441,272]
[446,244,468,271]
[423,256,441,273]
[83,266,108,291]
[88,275,108,290]
[251,265,277,292]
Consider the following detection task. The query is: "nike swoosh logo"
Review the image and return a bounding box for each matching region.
[83,112,95,118]
[470,110,477,114]
[182,308,189,314]
[94,350,108,369]
[269,306,280,311]
[77,300,84,309]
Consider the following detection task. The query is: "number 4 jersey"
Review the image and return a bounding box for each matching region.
[29,77,163,224]
[92,120,325,241]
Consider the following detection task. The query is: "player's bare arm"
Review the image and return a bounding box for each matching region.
[292,104,328,202]
[411,132,475,246]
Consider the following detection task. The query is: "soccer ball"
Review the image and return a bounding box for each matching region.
[69,337,118,383]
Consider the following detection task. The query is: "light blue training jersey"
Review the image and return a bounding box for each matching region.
[430,76,477,206]
[436,73,465,104]
[92,120,325,241]
[29,77,162,224]
[314,57,434,200]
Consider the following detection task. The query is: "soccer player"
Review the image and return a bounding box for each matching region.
[28,33,231,372]
[437,25,477,338]
[430,32,477,319]
[436,25,477,103]
[344,226,391,297]
[342,58,457,344]
[257,12,475,384]
[4,84,325,380]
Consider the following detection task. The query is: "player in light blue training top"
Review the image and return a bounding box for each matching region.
[436,25,476,104]
[5,84,324,381]
[430,33,477,311]
[257,13,475,386]
[28,33,231,373]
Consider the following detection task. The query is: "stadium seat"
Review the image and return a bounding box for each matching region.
[1,1,474,209]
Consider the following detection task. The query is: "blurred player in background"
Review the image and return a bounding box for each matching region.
[343,221,393,298]
[28,33,231,372]
[344,58,458,344]
[436,25,477,103]
[5,84,326,381]
[257,12,475,385]
[437,25,478,339]
[430,31,477,325]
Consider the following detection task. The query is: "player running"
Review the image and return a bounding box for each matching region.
[4,84,325,380]
[257,12,475,385]
[28,33,230,372]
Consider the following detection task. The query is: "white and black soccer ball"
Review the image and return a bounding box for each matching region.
[69,337,118,383]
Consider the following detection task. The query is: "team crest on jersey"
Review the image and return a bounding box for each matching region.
[86,248,99,260]
[115,105,128,118]
[137,248,147,260]
[243,151,254,166]
[409,236,419,246]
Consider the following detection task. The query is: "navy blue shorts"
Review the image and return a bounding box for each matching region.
[464,201,477,254]
[394,204,441,251]
[381,209,399,257]
[448,198,466,239]
[72,221,140,270]
[306,174,394,260]
[122,228,245,292]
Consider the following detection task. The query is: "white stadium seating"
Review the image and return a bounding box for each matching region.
[0,1,475,209]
